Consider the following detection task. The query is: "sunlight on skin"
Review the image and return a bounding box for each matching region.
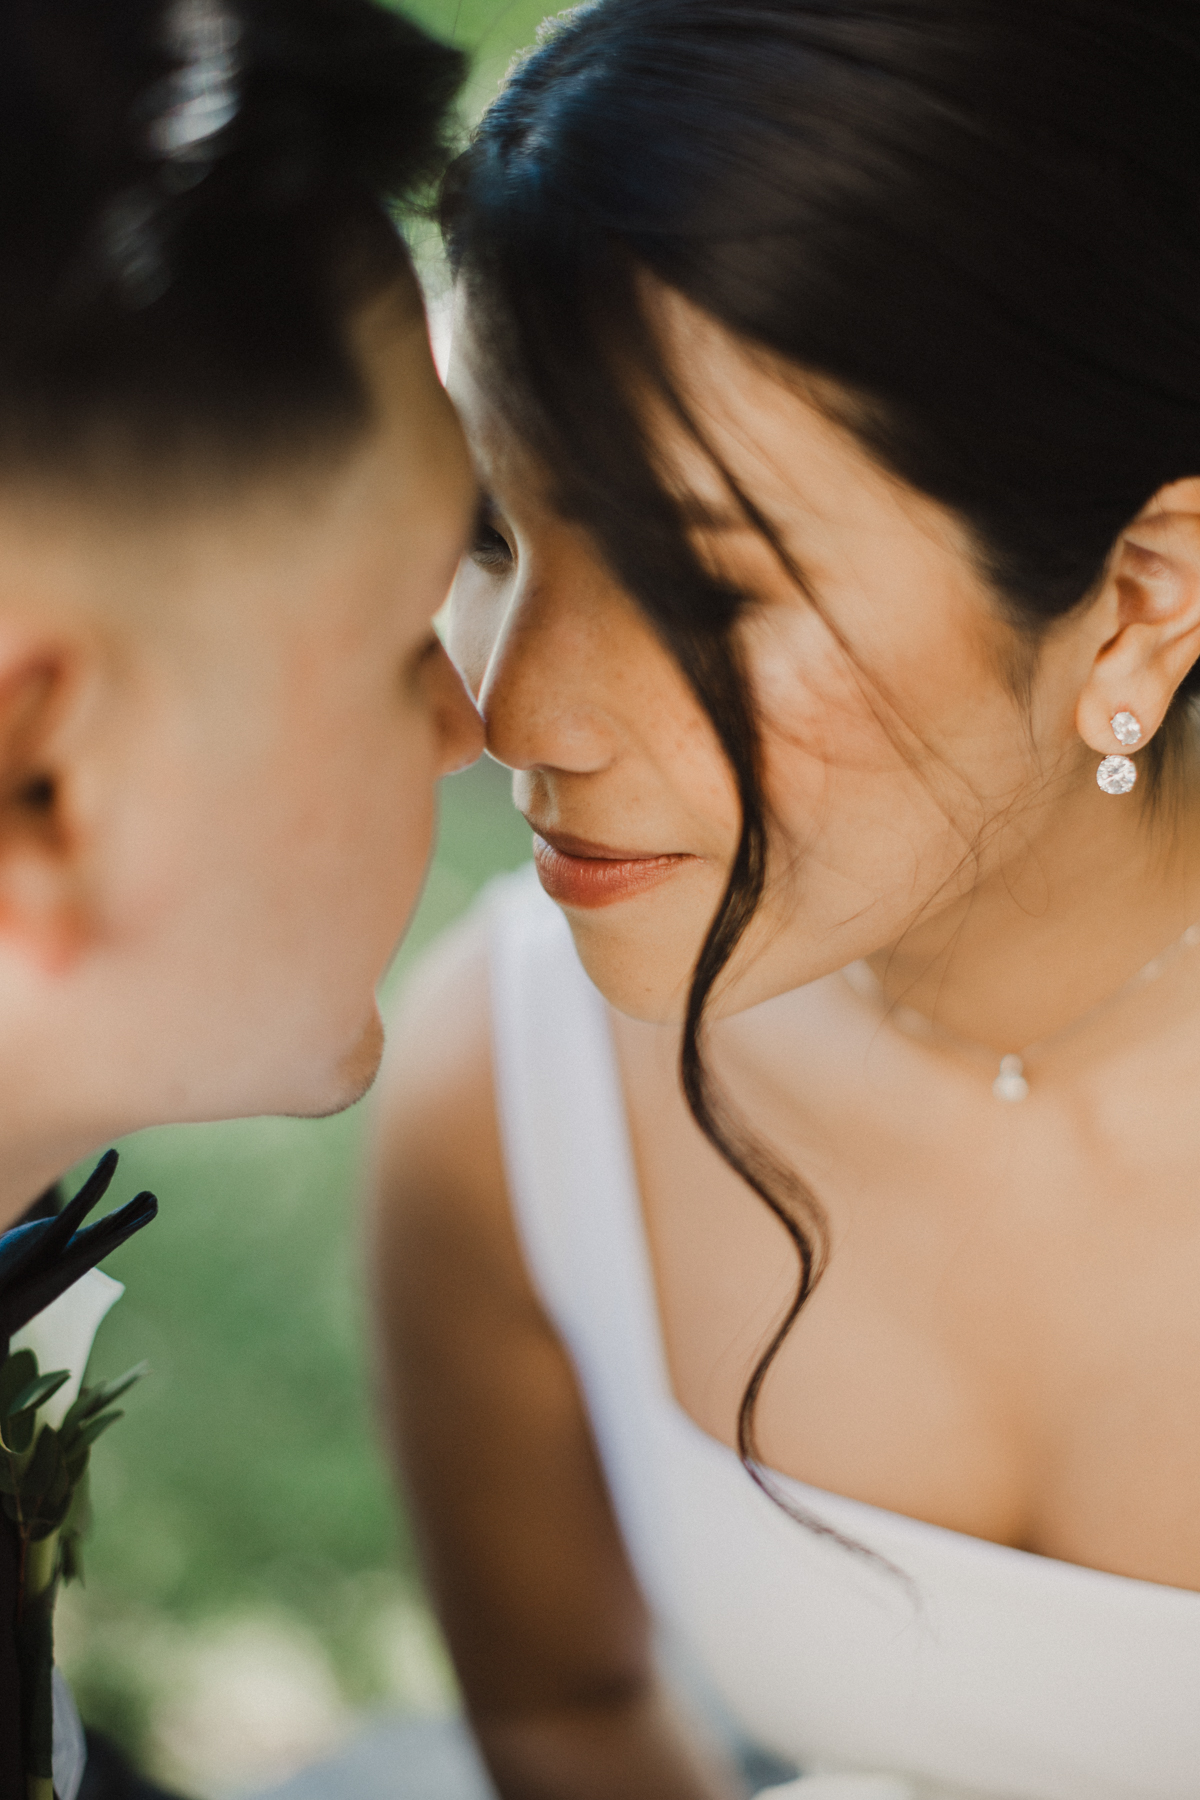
[439,287,1200,1584]
[0,287,482,1229]
[450,286,1200,1050]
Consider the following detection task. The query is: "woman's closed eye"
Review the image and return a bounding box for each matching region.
[468,496,516,574]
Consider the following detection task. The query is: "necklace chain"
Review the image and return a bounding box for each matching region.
[843,917,1200,1102]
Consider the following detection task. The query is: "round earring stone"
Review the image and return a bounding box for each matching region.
[1097,753,1137,795]
[1111,711,1142,747]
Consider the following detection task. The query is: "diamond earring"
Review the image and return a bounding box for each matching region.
[1097,711,1142,794]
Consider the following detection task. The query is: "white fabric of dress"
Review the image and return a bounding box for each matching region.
[485,868,1200,1800]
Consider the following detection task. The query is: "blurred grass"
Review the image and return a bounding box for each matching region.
[396,0,558,285]
[401,0,555,113]
[61,759,531,1776]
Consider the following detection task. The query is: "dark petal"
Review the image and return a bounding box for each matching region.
[0,1223,50,1290]
[0,1153,120,1300]
[0,1190,158,1342]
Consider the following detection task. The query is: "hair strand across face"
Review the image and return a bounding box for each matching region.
[444,0,1200,1524]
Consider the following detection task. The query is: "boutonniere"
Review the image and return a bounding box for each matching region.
[0,1153,157,1800]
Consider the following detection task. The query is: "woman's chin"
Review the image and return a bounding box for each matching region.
[557,897,708,1026]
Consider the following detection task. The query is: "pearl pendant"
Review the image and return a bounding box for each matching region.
[992,1054,1029,1102]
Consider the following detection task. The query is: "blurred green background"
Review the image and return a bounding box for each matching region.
[406,0,559,117]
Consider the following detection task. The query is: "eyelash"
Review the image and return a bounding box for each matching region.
[469,499,515,573]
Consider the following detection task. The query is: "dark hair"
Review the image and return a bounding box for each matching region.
[443,1,1200,1516]
[0,0,464,485]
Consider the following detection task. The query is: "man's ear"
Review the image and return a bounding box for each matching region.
[0,635,88,974]
[1076,478,1200,754]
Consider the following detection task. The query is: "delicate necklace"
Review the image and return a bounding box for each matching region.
[843,917,1200,1102]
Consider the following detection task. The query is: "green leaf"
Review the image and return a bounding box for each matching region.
[60,1471,91,1575]
[20,1426,61,1509]
[5,1409,34,1455]
[75,1363,148,1418]
[42,1461,70,1518]
[8,1370,69,1417]
[0,1349,36,1421]
[70,1409,123,1452]
[60,1363,146,1440]
[36,1497,72,1536]
[63,1448,90,1488]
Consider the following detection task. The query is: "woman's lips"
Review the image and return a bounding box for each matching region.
[531,830,692,909]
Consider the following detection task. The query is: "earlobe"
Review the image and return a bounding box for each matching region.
[1075,479,1200,757]
[0,648,89,975]
[0,851,88,974]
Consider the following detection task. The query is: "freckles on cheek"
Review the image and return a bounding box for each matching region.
[666,711,740,833]
[745,607,900,779]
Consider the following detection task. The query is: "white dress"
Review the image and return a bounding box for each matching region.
[485,868,1200,1800]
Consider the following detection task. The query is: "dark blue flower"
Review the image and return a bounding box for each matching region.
[0,1152,158,1358]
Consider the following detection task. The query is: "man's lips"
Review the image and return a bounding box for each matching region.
[529,826,694,909]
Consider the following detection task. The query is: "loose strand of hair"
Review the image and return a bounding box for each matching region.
[676,772,907,1577]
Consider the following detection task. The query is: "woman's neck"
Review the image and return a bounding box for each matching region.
[866,751,1200,1055]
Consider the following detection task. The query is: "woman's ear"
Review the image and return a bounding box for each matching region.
[1076,478,1200,755]
[0,636,89,974]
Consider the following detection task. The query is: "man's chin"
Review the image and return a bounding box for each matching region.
[287,1010,386,1120]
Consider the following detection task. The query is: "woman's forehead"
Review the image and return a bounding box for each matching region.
[446,312,556,513]
[644,287,948,548]
[454,278,966,596]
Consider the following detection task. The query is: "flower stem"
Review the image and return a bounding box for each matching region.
[18,1531,59,1790]
[24,1534,57,1602]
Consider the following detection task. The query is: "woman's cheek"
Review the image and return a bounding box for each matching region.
[745,604,909,781]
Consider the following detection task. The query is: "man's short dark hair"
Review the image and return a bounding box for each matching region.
[1,0,464,484]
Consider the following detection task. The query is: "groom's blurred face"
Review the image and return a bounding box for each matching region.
[0,287,481,1145]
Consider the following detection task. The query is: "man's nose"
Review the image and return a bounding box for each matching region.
[424,641,485,775]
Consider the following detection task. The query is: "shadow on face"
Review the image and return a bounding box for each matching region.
[445,288,1108,1024]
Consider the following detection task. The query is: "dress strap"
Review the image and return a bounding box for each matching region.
[485,870,648,1351]
[484,870,678,1548]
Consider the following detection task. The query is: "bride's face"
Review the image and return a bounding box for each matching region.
[448,293,1100,1023]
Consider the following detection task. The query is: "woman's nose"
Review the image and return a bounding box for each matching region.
[451,563,625,777]
[478,601,617,776]
[422,640,485,775]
